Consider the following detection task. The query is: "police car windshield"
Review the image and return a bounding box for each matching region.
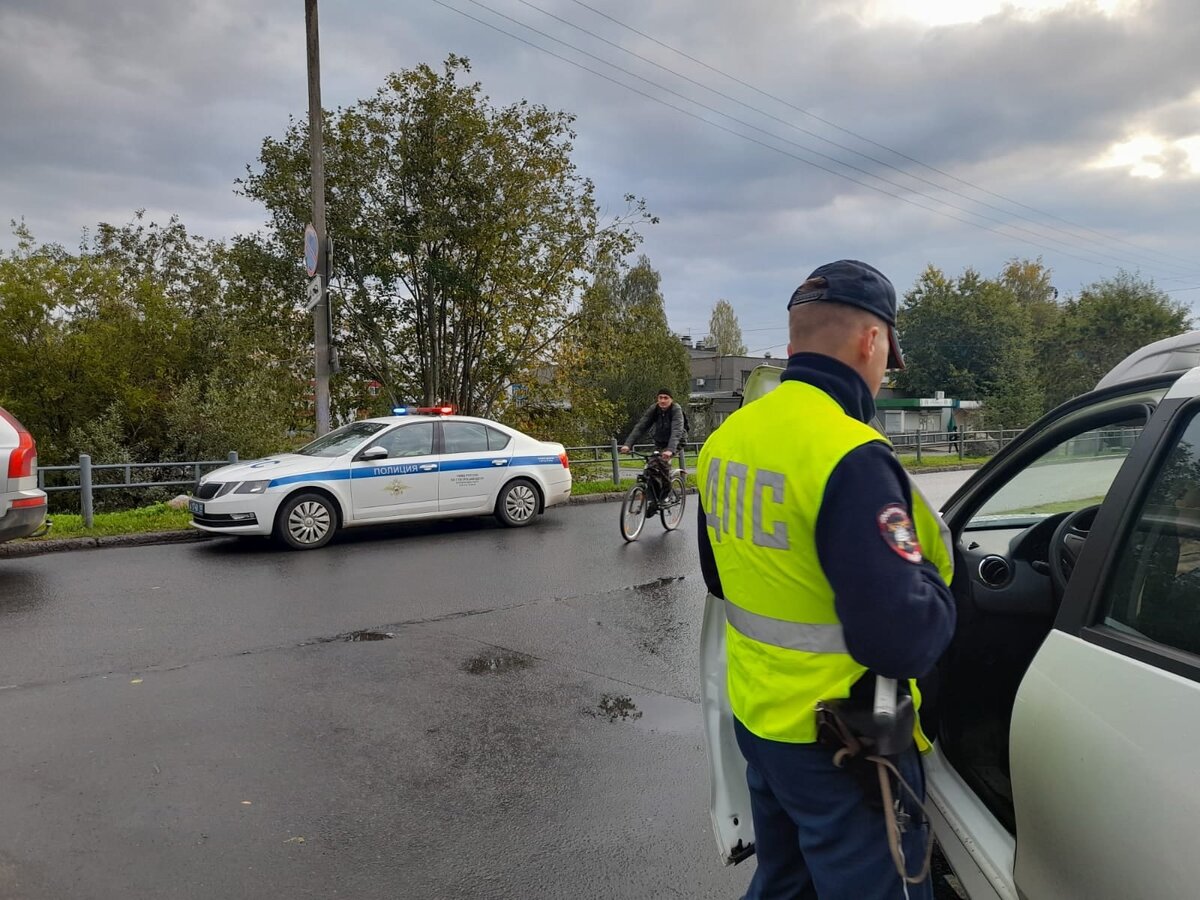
[296,422,387,458]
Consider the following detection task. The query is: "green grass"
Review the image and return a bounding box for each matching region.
[571,473,697,496]
[23,503,193,541]
[897,454,993,469]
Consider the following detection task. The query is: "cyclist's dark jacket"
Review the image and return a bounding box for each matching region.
[625,402,684,453]
[696,352,955,679]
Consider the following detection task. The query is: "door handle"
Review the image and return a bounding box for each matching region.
[420,464,437,471]
[491,459,509,466]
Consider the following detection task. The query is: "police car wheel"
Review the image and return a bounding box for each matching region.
[496,479,539,527]
[275,492,337,550]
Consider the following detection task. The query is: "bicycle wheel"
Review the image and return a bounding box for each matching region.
[620,483,648,542]
[660,473,686,531]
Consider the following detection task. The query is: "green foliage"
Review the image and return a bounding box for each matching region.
[1042,271,1190,407]
[896,264,1043,428]
[896,260,1189,428]
[707,299,747,355]
[240,55,652,417]
[518,254,688,443]
[0,216,307,466]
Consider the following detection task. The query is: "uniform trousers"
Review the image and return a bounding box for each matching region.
[734,717,932,900]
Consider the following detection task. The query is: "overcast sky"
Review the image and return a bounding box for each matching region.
[2,0,1198,355]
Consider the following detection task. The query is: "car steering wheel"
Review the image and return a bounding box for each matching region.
[1048,504,1102,596]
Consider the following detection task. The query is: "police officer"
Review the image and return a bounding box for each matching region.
[697,260,956,900]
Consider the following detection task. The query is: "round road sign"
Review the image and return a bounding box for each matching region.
[303,224,319,277]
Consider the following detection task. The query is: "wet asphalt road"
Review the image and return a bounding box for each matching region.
[0,472,973,900]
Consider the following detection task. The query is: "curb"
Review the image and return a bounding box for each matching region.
[0,529,209,559]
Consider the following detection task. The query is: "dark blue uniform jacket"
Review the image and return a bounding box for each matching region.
[697,352,957,680]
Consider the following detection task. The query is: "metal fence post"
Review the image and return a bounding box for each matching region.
[79,454,93,528]
[228,451,239,464]
[915,429,922,464]
[610,439,621,484]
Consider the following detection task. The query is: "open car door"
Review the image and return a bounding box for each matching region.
[699,368,782,864]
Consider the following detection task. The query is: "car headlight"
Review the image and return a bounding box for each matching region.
[235,480,271,495]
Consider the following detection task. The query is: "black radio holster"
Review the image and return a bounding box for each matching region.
[815,694,916,807]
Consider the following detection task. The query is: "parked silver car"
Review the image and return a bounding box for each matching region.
[0,407,48,542]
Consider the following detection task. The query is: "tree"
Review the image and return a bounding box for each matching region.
[512,254,689,444]
[240,55,652,416]
[1043,272,1190,407]
[0,217,307,465]
[707,299,746,355]
[895,265,1043,428]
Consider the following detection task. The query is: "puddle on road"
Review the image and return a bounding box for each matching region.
[584,692,697,733]
[462,648,534,675]
[343,630,394,642]
[586,694,643,722]
[630,575,685,594]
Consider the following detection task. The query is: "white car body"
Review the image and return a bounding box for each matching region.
[702,333,1200,898]
[190,413,571,549]
[0,407,47,543]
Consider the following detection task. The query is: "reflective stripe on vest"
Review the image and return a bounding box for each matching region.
[724,599,848,654]
[698,379,953,745]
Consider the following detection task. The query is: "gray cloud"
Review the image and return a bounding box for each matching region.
[1,0,1197,352]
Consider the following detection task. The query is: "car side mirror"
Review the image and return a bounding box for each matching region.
[360,446,389,461]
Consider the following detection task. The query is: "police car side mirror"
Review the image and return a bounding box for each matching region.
[360,445,389,461]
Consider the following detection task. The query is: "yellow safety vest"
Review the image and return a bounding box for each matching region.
[698,380,954,747]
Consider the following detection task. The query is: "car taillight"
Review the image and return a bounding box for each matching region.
[559,452,570,469]
[7,427,36,479]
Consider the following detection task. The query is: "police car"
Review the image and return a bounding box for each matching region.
[702,332,1200,899]
[190,408,572,550]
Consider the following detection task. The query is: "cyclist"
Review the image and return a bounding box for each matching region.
[621,388,684,514]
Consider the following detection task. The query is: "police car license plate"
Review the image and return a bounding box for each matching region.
[189,499,205,516]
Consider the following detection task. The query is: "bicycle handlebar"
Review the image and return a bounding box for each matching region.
[623,448,668,460]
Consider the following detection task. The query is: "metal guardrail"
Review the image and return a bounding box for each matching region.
[564,430,1025,475]
[38,452,240,528]
[564,441,702,483]
[46,424,1124,526]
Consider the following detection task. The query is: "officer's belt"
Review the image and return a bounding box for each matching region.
[723,597,848,654]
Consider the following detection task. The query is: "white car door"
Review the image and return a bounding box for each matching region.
[349,421,439,520]
[1003,374,1200,899]
[927,375,1200,900]
[438,421,513,513]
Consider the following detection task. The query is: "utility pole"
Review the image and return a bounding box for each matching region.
[305,0,332,435]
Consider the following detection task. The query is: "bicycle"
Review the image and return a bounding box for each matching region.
[619,449,687,542]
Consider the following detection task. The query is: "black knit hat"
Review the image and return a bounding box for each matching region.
[656,388,673,398]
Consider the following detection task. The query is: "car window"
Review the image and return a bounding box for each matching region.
[368,423,434,459]
[970,419,1147,525]
[1102,412,1200,657]
[443,422,489,454]
[487,426,512,451]
[296,422,387,458]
